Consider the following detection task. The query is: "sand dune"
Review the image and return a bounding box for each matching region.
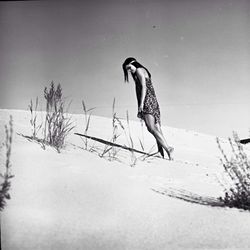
[1,109,250,250]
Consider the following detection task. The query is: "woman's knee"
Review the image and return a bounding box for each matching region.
[155,123,162,132]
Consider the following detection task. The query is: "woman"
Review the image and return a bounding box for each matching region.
[122,57,174,160]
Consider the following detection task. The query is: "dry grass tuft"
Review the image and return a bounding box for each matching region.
[81,100,95,150]
[217,132,250,210]
[0,116,14,211]
[27,82,74,152]
[99,98,121,160]
[28,97,42,139]
[43,82,74,151]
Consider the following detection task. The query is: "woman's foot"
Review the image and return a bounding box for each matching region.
[166,147,174,160]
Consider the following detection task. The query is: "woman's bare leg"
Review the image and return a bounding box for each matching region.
[155,123,174,159]
[157,141,164,158]
[155,123,170,147]
[155,123,166,158]
[144,114,174,160]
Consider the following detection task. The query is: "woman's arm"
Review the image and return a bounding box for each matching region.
[136,68,147,110]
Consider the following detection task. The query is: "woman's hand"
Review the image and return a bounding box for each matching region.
[138,105,143,114]
[137,106,143,119]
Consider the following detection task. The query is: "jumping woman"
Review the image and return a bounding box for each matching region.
[122,57,174,160]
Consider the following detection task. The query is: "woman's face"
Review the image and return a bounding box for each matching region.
[126,63,136,74]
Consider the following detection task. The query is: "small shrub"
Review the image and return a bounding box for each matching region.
[28,82,74,152]
[217,132,250,210]
[0,116,14,211]
[43,82,74,152]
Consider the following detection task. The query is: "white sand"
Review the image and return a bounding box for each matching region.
[1,109,250,250]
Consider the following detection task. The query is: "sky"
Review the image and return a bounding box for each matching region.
[0,0,249,138]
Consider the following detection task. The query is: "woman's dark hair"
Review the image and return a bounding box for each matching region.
[122,57,151,82]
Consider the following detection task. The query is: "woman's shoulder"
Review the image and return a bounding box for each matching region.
[135,67,150,79]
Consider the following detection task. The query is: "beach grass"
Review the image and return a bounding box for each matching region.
[217,132,250,210]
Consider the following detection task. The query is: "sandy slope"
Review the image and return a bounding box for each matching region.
[1,109,250,250]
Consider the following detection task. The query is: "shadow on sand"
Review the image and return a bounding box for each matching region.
[152,186,226,208]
